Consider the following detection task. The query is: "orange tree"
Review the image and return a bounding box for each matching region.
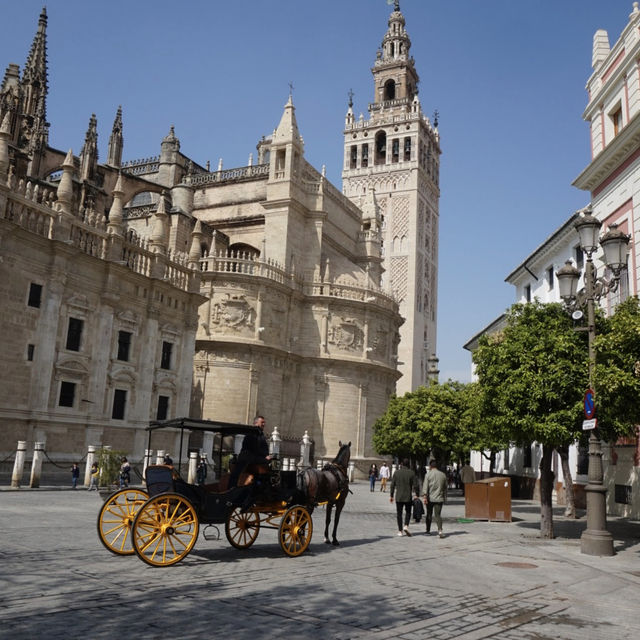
[472,301,586,538]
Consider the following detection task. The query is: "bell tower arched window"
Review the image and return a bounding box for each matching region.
[375,131,387,165]
[384,79,396,101]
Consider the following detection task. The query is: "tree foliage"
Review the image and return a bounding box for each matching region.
[594,296,640,437]
[472,301,586,448]
[472,301,587,537]
[372,380,475,466]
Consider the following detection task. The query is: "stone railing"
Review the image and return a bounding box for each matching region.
[1,179,195,292]
[198,251,397,309]
[123,204,156,219]
[304,278,397,311]
[200,250,293,286]
[122,156,160,176]
[189,163,269,186]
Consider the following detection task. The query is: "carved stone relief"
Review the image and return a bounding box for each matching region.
[211,293,255,332]
[328,317,363,352]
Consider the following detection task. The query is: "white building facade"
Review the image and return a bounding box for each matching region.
[573,3,640,517]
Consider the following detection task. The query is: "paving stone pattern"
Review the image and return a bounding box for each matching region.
[0,484,638,639]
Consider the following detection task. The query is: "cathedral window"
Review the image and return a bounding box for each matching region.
[161,341,173,370]
[27,282,42,308]
[275,149,286,178]
[392,139,399,163]
[112,389,127,420]
[375,131,387,165]
[59,381,76,408]
[66,318,84,352]
[157,395,170,421]
[361,144,368,167]
[350,145,358,169]
[117,331,132,362]
[404,137,411,161]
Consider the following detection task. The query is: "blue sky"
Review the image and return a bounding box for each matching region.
[1,0,635,382]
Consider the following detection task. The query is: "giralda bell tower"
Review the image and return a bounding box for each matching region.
[342,1,441,394]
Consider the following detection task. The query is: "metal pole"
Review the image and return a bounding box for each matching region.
[580,254,614,556]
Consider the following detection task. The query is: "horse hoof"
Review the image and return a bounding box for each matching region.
[324,538,331,544]
[332,540,340,546]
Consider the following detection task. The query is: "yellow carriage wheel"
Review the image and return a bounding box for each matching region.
[225,508,261,549]
[132,493,199,567]
[279,505,313,557]
[97,488,149,555]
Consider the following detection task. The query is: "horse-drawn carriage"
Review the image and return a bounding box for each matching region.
[97,418,349,567]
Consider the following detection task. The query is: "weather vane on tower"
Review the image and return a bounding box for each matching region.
[387,0,400,10]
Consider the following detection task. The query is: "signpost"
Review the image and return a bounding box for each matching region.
[582,389,596,430]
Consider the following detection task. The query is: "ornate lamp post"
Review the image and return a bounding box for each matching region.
[556,207,630,556]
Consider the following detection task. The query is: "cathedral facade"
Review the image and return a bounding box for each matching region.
[0,6,414,468]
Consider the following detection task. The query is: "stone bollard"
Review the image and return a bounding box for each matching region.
[288,457,295,472]
[11,441,27,488]
[156,450,165,466]
[142,449,153,484]
[269,425,281,458]
[29,442,44,488]
[348,461,355,482]
[99,445,111,486]
[187,451,198,484]
[299,430,312,469]
[317,459,323,470]
[84,445,96,488]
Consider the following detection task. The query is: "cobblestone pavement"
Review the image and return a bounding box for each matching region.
[1,483,638,639]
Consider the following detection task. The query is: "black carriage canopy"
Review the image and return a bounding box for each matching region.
[146,417,263,477]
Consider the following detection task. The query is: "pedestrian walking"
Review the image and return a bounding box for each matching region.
[369,463,378,492]
[389,459,417,537]
[88,461,99,490]
[422,459,448,538]
[71,463,80,489]
[119,457,131,488]
[460,462,476,495]
[379,462,390,492]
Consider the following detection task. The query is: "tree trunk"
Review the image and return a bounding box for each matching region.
[539,445,555,539]
[557,443,576,518]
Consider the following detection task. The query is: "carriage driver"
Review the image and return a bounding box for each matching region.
[228,415,272,488]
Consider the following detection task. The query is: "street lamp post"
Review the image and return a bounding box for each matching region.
[556,207,630,557]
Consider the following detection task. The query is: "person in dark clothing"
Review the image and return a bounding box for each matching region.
[229,415,271,488]
[71,463,80,489]
[412,489,424,523]
[196,458,207,485]
[389,459,417,536]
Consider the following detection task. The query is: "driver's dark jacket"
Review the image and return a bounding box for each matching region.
[239,431,269,466]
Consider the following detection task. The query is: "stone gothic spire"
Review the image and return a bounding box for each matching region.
[0,64,21,144]
[80,114,98,181]
[273,95,303,148]
[22,7,48,131]
[107,105,123,168]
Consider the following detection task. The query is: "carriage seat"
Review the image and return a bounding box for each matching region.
[203,470,254,494]
[146,464,175,497]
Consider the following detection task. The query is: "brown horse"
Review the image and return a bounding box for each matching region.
[303,441,351,546]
